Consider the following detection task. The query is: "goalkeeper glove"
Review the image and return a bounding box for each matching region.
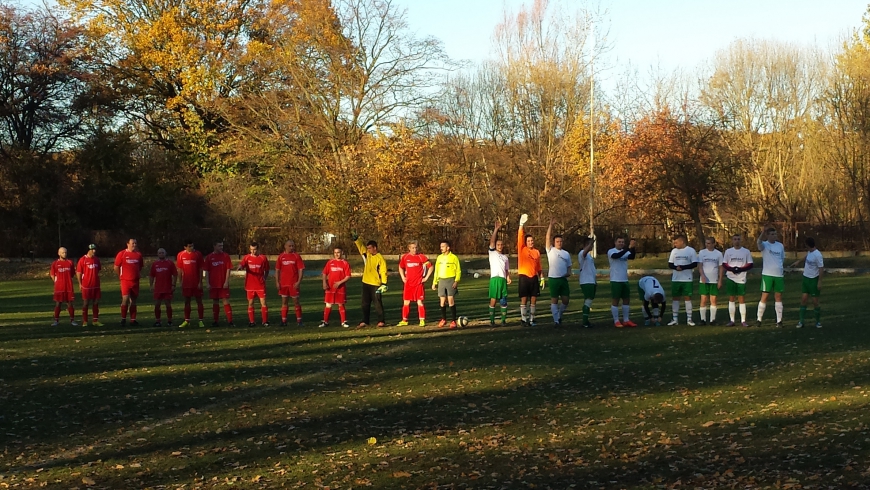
[519,213,529,227]
[350,229,359,241]
[376,284,388,294]
[539,277,545,289]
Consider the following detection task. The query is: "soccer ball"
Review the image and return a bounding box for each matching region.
[473,272,480,279]
[499,296,508,307]
[458,316,469,327]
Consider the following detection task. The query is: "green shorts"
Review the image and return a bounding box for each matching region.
[548,277,570,298]
[698,283,719,296]
[488,277,508,300]
[610,281,630,300]
[672,281,693,298]
[580,283,596,299]
[761,275,785,293]
[726,278,746,297]
[636,284,646,302]
[801,276,820,297]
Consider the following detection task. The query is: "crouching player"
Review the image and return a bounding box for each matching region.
[638,275,666,326]
[320,247,352,328]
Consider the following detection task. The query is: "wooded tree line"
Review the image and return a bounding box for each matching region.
[3,0,870,254]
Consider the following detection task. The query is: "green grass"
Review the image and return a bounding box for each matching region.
[3,273,870,489]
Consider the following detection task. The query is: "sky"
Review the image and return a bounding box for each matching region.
[393,0,868,81]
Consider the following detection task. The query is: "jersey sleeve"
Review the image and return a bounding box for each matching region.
[297,255,304,270]
[150,263,157,278]
[399,254,407,271]
[517,226,526,254]
[239,255,248,270]
[75,260,83,274]
[114,251,123,267]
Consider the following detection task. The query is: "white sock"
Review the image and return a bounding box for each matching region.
[672,300,680,319]
[728,301,736,322]
[710,306,717,322]
[757,302,766,321]
[775,302,783,322]
[611,306,619,322]
[559,303,567,316]
[685,300,693,320]
[700,306,708,322]
[584,299,593,308]
[529,305,536,321]
[622,305,630,322]
[520,305,527,321]
[739,303,747,322]
[550,303,559,321]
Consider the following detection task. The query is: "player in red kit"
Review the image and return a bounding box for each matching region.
[149,248,178,327]
[114,238,144,327]
[204,240,234,327]
[77,244,103,327]
[176,239,205,328]
[275,239,305,327]
[319,247,351,328]
[397,240,432,327]
[50,247,78,327]
[238,241,270,327]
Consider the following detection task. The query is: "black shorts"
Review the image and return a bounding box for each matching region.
[518,275,540,298]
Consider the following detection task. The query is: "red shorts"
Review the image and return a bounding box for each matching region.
[209,287,230,300]
[403,283,425,302]
[279,285,299,297]
[120,280,139,298]
[53,291,74,303]
[246,290,266,301]
[81,288,101,301]
[324,287,347,305]
[153,292,173,301]
[182,287,203,298]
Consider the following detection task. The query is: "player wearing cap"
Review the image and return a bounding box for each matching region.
[77,244,103,327]
[50,247,78,327]
[114,238,144,327]
[149,248,178,327]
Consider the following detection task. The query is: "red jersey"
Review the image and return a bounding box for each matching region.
[240,254,270,291]
[114,249,144,281]
[399,253,429,286]
[176,250,204,288]
[51,259,75,293]
[323,258,351,288]
[76,255,101,289]
[276,252,305,287]
[150,259,177,294]
[204,252,232,289]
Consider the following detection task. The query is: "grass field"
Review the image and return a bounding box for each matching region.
[3,269,870,489]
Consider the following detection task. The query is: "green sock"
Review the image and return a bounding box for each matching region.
[799,306,806,323]
[500,307,507,322]
[582,305,590,324]
[489,307,495,323]
[815,307,821,323]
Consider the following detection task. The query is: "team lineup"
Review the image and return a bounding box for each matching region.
[47,216,825,330]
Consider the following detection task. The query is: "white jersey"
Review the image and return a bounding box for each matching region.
[668,246,697,283]
[546,247,572,278]
[488,249,509,279]
[803,249,824,279]
[578,250,596,284]
[607,247,634,282]
[758,240,785,277]
[638,276,665,302]
[697,248,724,283]
[723,247,753,284]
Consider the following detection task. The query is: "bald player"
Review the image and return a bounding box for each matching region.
[50,247,78,326]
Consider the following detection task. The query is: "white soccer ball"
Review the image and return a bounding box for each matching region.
[473,272,480,279]
[458,316,469,327]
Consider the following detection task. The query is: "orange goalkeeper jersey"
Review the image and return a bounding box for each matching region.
[517,225,541,277]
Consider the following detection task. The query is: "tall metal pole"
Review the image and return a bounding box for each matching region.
[589,26,596,258]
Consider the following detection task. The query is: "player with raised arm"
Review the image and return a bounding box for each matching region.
[637,275,666,326]
[320,247,352,328]
[578,236,596,328]
[517,213,543,327]
[77,244,103,327]
[114,238,144,327]
[487,220,511,327]
[608,237,638,327]
[398,240,432,327]
[352,231,388,328]
[238,241,270,327]
[204,240,234,327]
[756,226,786,328]
[275,240,305,327]
[667,235,698,326]
[697,237,724,325]
[50,247,78,326]
[722,233,754,327]
[432,240,461,329]
[149,248,178,327]
[790,237,824,328]
[545,219,572,327]
[177,239,205,328]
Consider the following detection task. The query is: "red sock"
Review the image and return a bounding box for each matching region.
[82,306,89,324]
[418,304,426,320]
[166,305,173,321]
[323,306,332,322]
[184,302,191,321]
[213,303,220,322]
[260,307,268,324]
[130,305,137,320]
[247,307,255,323]
[401,304,409,320]
[197,302,204,320]
[68,305,75,320]
[154,305,161,320]
[93,304,99,320]
[281,306,289,321]
[294,304,302,321]
[224,304,233,323]
[120,304,128,319]
[54,305,61,320]
[339,304,346,322]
